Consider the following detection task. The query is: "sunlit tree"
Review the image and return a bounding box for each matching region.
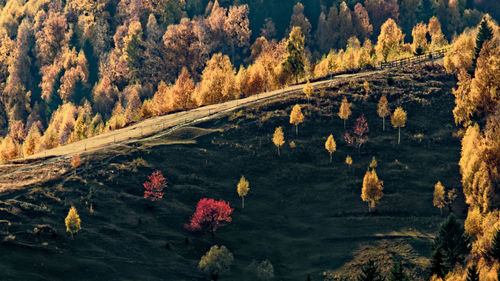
[325,134,336,163]
[391,107,407,144]
[272,126,285,156]
[433,181,446,214]
[65,206,81,239]
[237,176,250,208]
[361,169,384,212]
[289,104,305,136]
[338,97,352,129]
[377,95,390,131]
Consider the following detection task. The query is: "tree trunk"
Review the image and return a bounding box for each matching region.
[330,153,332,163]
[398,127,401,144]
[343,119,346,129]
[242,197,245,209]
[277,146,280,157]
[295,75,298,84]
[368,202,371,213]
[295,125,298,136]
[383,117,385,131]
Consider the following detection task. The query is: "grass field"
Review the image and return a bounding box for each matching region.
[0,65,462,280]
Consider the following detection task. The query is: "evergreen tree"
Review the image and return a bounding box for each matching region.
[388,260,409,281]
[417,0,435,24]
[357,260,384,281]
[430,247,446,279]
[490,228,500,261]
[465,264,479,281]
[431,215,470,276]
[283,26,305,84]
[472,17,493,70]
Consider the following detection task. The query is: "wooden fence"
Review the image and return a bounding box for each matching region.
[379,48,449,69]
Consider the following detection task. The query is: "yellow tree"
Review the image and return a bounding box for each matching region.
[303,80,313,103]
[325,134,336,163]
[23,124,42,157]
[0,135,20,162]
[369,156,377,169]
[433,181,446,215]
[272,126,285,156]
[65,206,81,239]
[361,169,384,212]
[237,176,250,208]
[338,96,352,129]
[71,154,81,176]
[391,107,407,144]
[346,155,353,170]
[412,22,429,54]
[377,95,390,131]
[289,104,304,136]
[376,18,404,62]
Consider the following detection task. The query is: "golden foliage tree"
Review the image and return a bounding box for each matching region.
[361,169,384,212]
[412,22,428,54]
[303,80,314,102]
[0,135,20,162]
[369,156,378,169]
[377,95,390,131]
[376,18,405,62]
[391,107,407,144]
[272,126,285,156]
[289,104,305,136]
[346,155,353,169]
[338,96,352,129]
[193,53,236,106]
[237,176,250,209]
[325,134,336,163]
[433,181,446,214]
[198,245,234,281]
[71,154,82,176]
[23,123,41,157]
[65,206,81,238]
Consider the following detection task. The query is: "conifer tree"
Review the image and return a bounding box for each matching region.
[303,80,314,103]
[237,176,250,209]
[290,104,305,136]
[272,127,285,156]
[65,206,81,239]
[283,26,305,84]
[388,260,409,281]
[491,228,500,261]
[199,245,234,281]
[465,264,479,281]
[433,181,446,215]
[369,156,377,169]
[338,97,352,129]
[357,260,384,281]
[23,123,42,157]
[325,134,336,163]
[391,107,407,144]
[430,248,446,279]
[361,169,384,212]
[473,17,493,70]
[417,0,435,24]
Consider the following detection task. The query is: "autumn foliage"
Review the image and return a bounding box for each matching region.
[143,170,167,201]
[185,198,233,241]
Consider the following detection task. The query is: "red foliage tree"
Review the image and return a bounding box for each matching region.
[345,115,370,154]
[185,198,233,242]
[143,170,167,201]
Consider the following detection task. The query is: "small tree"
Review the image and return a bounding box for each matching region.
[357,260,384,281]
[446,188,457,213]
[377,95,390,131]
[185,198,233,242]
[65,206,81,239]
[391,107,407,144]
[388,260,409,281]
[290,104,305,136]
[369,156,377,169]
[256,260,275,280]
[433,181,446,215]
[199,245,234,281]
[338,97,352,129]
[71,154,82,176]
[346,155,353,170]
[303,80,313,102]
[352,115,370,154]
[363,81,371,96]
[490,228,500,261]
[465,264,479,281]
[325,134,336,163]
[237,176,250,208]
[272,127,285,156]
[143,170,167,201]
[361,169,384,212]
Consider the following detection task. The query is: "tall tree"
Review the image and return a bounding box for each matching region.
[376,18,405,62]
[417,0,435,23]
[65,206,81,239]
[185,198,233,243]
[283,27,305,84]
[22,123,42,156]
[325,134,337,163]
[338,97,352,129]
[237,176,250,209]
[288,2,311,45]
[391,107,407,144]
[361,169,384,212]
[377,95,390,131]
[290,104,305,136]
[472,17,493,71]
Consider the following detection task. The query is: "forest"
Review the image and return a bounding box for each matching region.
[0,0,499,280]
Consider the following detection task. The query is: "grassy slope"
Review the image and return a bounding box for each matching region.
[0,65,461,281]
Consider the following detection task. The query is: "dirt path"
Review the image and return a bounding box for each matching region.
[0,70,386,191]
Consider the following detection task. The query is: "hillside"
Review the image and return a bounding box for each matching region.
[0,64,462,280]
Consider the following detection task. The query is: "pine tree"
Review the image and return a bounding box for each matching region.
[433,181,446,215]
[391,107,407,144]
[430,248,446,279]
[388,260,409,281]
[283,26,305,84]
[417,0,435,24]
[361,169,384,212]
[490,228,500,261]
[357,260,384,281]
[272,127,285,156]
[465,264,479,281]
[338,97,352,129]
[23,123,42,157]
[290,104,305,136]
[237,176,250,209]
[473,17,493,70]
[65,206,81,239]
[325,134,336,163]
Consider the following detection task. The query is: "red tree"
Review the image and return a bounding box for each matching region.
[345,115,370,154]
[185,198,233,242]
[143,170,167,201]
